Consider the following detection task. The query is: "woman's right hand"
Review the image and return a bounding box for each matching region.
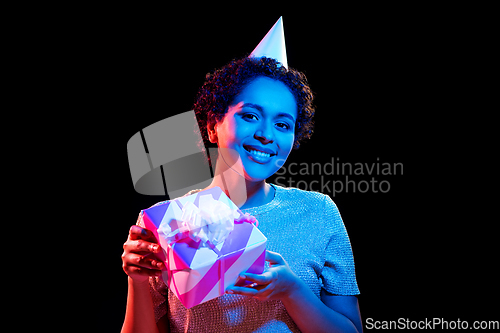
[122,225,165,283]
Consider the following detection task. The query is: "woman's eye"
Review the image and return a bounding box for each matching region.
[242,113,258,121]
[276,122,290,130]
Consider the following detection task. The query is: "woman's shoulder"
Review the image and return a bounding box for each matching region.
[272,183,335,208]
[271,184,343,232]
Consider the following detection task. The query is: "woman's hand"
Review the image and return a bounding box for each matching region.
[226,250,301,301]
[122,225,165,283]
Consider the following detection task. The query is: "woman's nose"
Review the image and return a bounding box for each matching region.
[254,127,274,144]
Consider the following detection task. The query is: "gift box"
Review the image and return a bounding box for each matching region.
[142,186,267,309]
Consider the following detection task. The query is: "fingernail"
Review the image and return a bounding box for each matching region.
[239,274,246,280]
[150,244,158,252]
[226,289,234,294]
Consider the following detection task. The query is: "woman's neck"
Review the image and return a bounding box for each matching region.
[204,156,274,209]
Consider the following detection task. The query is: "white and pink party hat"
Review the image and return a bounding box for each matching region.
[249,16,288,69]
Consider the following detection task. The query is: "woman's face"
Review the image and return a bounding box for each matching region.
[209,76,297,182]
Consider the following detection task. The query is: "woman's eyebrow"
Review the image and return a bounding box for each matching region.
[242,103,264,112]
[276,112,295,122]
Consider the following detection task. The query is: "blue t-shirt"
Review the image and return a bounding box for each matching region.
[138,184,359,332]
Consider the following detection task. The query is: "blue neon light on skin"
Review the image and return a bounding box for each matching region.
[205,76,297,209]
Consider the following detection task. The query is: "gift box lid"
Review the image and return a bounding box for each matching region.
[142,187,266,269]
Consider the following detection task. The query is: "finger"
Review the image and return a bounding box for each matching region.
[129,225,157,242]
[252,282,275,297]
[227,280,275,297]
[124,239,161,254]
[226,285,259,296]
[125,253,165,270]
[265,250,284,265]
[126,265,163,277]
[239,272,275,285]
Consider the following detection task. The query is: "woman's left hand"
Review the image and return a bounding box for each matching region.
[226,250,301,301]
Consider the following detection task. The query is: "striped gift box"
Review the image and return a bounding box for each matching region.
[142,186,267,309]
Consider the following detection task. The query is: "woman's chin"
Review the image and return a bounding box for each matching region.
[241,163,278,182]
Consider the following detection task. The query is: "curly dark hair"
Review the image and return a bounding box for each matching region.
[193,56,315,151]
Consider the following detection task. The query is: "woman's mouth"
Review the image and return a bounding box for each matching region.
[243,144,276,163]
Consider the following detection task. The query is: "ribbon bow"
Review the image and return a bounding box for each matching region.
[159,194,250,248]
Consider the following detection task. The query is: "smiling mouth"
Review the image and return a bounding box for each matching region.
[243,145,276,159]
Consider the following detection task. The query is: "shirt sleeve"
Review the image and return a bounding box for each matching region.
[320,195,360,295]
[136,211,169,323]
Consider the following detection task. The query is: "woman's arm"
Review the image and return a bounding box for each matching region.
[121,225,165,333]
[282,281,362,333]
[226,251,362,333]
[122,278,160,333]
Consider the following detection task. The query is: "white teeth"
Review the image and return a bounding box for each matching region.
[248,149,271,158]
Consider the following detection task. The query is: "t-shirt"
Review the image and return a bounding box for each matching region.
[136,183,359,332]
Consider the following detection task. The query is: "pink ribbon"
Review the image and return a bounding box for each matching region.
[166,208,259,300]
[235,213,259,227]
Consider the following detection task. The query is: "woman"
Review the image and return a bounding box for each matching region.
[121,57,363,332]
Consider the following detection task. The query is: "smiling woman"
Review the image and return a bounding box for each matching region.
[122,19,362,333]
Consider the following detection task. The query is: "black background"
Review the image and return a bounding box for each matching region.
[69,10,497,332]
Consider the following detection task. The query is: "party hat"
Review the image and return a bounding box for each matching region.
[249,16,288,69]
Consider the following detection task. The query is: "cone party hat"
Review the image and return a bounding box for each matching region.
[249,16,288,69]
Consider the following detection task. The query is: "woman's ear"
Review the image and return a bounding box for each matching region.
[207,119,218,143]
